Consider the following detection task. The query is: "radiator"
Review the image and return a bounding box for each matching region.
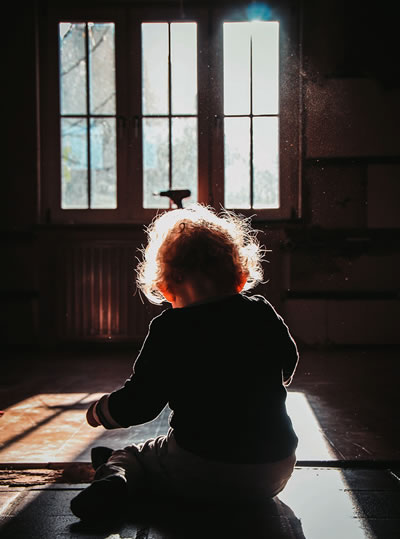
[59,242,157,341]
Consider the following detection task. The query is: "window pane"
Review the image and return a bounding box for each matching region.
[143,118,169,208]
[61,118,88,209]
[59,23,87,115]
[142,23,169,115]
[224,117,250,208]
[171,23,197,115]
[172,118,198,203]
[89,23,116,115]
[253,117,279,208]
[223,23,251,115]
[90,118,117,209]
[252,22,279,115]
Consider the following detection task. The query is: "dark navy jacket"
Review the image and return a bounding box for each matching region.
[100,293,299,463]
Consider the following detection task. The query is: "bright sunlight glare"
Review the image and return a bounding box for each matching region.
[245,2,273,21]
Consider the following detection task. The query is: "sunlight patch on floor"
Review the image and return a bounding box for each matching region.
[286,391,335,460]
[0,391,376,537]
[1,390,349,464]
[1,391,336,463]
[279,467,373,539]
[281,392,373,538]
[0,393,103,463]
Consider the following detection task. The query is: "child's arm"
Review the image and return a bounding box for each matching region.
[85,314,169,429]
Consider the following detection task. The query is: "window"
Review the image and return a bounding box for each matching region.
[59,22,117,210]
[40,3,301,224]
[141,22,198,209]
[223,21,279,209]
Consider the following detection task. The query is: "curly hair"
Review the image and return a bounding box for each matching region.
[136,204,266,304]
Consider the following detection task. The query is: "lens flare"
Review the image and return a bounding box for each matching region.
[246,2,272,21]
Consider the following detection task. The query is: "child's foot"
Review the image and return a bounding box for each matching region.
[70,475,128,521]
[91,446,114,470]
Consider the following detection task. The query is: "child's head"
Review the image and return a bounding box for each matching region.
[136,204,265,305]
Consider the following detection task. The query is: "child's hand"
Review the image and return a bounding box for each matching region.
[86,401,101,427]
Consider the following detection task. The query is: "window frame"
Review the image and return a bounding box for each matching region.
[127,7,210,224]
[40,6,128,224]
[210,4,301,221]
[39,2,301,225]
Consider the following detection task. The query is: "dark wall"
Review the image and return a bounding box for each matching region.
[283,1,400,345]
[4,4,40,345]
[4,1,400,348]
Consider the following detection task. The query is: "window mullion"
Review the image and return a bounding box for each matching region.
[125,12,143,219]
[196,11,212,206]
[168,23,172,193]
[250,33,254,209]
[208,15,224,210]
[84,22,92,209]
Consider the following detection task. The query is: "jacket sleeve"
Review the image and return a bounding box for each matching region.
[261,298,299,386]
[95,313,170,429]
[277,314,299,386]
[277,315,299,387]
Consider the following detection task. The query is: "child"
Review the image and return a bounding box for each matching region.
[70,204,299,521]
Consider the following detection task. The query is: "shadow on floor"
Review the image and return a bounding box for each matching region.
[0,487,305,539]
[74,498,305,539]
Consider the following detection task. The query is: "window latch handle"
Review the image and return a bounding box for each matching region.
[132,116,140,138]
[117,115,127,138]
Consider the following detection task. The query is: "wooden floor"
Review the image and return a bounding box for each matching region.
[0,466,399,539]
[0,345,399,537]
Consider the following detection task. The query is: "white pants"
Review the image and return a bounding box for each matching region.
[95,428,296,503]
